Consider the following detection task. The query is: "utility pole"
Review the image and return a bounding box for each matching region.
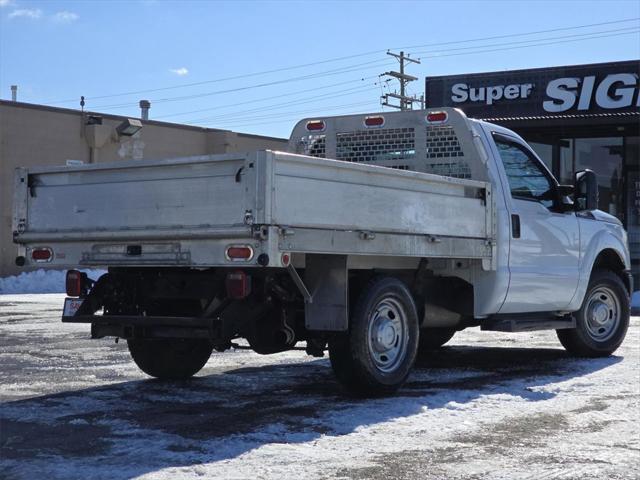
[380,51,424,110]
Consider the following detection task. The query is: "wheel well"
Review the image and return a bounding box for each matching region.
[592,249,630,294]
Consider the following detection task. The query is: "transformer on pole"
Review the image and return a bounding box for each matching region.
[381,51,424,111]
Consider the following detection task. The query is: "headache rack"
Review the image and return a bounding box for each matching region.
[289,108,483,180]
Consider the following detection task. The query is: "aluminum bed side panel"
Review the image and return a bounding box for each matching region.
[21,156,253,233]
[270,153,490,238]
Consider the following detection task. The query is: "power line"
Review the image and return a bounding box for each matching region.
[215,29,638,125]
[154,76,380,119]
[179,28,639,122]
[191,99,378,128]
[412,26,639,56]
[398,17,639,50]
[90,58,396,109]
[414,29,640,60]
[91,26,639,113]
[41,17,639,105]
[182,84,380,124]
[44,52,386,105]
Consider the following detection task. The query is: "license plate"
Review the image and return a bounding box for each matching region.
[63,298,84,317]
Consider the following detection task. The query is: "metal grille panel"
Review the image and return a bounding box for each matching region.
[335,128,415,164]
[296,135,326,158]
[426,126,463,158]
[425,125,471,179]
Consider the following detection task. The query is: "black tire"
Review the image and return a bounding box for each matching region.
[328,276,419,396]
[557,269,630,357]
[417,327,455,356]
[127,338,213,379]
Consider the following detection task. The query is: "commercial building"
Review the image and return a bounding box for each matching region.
[425,60,640,286]
[0,100,287,277]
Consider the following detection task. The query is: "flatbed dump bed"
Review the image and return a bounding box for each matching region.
[14,145,494,270]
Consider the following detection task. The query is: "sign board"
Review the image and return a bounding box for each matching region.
[425,60,640,118]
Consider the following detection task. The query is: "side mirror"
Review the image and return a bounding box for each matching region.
[574,169,598,211]
[553,184,575,212]
[556,185,574,196]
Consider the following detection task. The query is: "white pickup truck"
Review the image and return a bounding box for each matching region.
[13,108,632,395]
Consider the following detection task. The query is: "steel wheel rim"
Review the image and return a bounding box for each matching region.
[367,297,409,373]
[584,286,620,342]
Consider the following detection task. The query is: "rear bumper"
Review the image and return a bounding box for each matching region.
[63,314,220,340]
[63,314,213,327]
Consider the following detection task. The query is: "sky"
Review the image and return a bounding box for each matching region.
[0,0,639,139]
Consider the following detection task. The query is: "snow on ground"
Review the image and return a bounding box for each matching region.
[0,269,106,295]
[0,294,639,480]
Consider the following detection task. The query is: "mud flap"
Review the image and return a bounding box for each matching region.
[303,254,348,331]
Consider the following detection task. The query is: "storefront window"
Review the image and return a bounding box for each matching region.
[625,137,639,285]
[559,137,625,218]
[574,138,624,217]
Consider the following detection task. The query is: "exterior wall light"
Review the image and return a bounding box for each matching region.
[116,118,143,137]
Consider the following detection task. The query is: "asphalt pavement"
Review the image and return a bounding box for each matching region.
[1,294,639,480]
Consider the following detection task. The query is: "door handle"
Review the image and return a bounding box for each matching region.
[511,214,521,238]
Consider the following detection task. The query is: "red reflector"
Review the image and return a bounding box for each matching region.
[66,270,83,297]
[226,246,254,260]
[32,248,52,261]
[426,111,448,123]
[281,253,290,266]
[364,116,384,127]
[225,271,251,299]
[305,120,326,132]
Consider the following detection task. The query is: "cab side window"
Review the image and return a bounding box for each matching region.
[494,136,553,208]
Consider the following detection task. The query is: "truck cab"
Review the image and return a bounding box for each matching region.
[475,120,630,317]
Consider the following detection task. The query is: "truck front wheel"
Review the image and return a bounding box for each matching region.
[127,338,214,379]
[328,277,419,396]
[557,269,630,357]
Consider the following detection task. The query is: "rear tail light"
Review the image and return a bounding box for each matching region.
[32,247,52,262]
[364,116,385,128]
[225,271,251,299]
[305,120,326,132]
[225,245,254,261]
[66,270,85,297]
[426,111,448,124]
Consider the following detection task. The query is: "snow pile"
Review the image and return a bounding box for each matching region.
[0,269,105,295]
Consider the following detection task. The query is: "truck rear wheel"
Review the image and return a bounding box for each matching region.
[127,338,214,379]
[329,277,419,396]
[417,328,455,355]
[557,269,630,357]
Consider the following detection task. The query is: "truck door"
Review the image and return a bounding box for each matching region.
[490,132,580,313]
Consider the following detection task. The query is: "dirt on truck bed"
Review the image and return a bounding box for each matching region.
[1,294,639,480]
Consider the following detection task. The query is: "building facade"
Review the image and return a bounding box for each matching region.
[0,100,288,277]
[425,60,640,286]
